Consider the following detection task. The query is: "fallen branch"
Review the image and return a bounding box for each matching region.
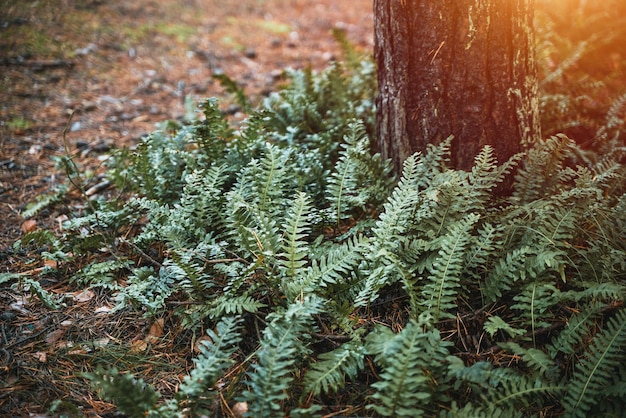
[0,58,76,70]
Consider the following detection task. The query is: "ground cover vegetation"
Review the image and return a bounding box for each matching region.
[2,1,626,417]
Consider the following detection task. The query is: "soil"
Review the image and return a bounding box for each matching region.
[0,0,373,251]
[0,1,372,415]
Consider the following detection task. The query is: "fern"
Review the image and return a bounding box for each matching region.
[420,213,479,319]
[242,297,322,417]
[511,134,576,204]
[114,266,176,317]
[449,357,562,411]
[439,402,526,418]
[547,302,604,357]
[278,192,313,296]
[304,234,369,290]
[366,315,453,416]
[71,258,131,289]
[562,309,626,417]
[83,367,161,417]
[326,121,393,227]
[179,316,242,400]
[205,294,266,318]
[302,339,365,396]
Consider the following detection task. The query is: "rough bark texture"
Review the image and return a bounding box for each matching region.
[374,0,541,173]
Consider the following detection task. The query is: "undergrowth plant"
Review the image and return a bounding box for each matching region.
[8,22,626,418]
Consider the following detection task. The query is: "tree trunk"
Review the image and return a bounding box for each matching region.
[374,0,541,174]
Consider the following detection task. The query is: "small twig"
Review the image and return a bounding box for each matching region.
[119,237,164,269]
[311,332,352,343]
[0,58,76,70]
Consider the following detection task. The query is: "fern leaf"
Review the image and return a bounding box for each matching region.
[547,302,603,357]
[242,297,322,417]
[326,121,393,227]
[511,281,560,345]
[179,316,242,399]
[484,316,526,338]
[563,309,626,417]
[366,316,452,416]
[373,153,422,245]
[512,134,576,203]
[439,401,526,418]
[499,342,559,378]
[83,367,160,417]
[493,375,562,408]
[278,192,312,288]
[303,340,366,396]
[306,234,368,288]
[206,295,266,319]
[420,213,479,319]
[482,246,535,301]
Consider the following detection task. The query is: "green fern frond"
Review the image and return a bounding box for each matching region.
[242,297,323,417]
[512,134,576,204]
[547,302,604,357]
[372,153,422,245]
[563,309,626,417]
[420,213,480,319]
[206,295,266,319]
[464,222,504,281]
[484,316,526,339]
[412,136,453,192]
[193,97,233,163]
[298,234,368,295]
[499,342,559,378]
[511,281,560,346]
[162,164,230,246]
[72,258,131,288]
[114,266,176,317]
[466,145,521,210]
[227,191,281,264]
[303,340,366,396]
[492,375,561,409]
[366,316,453,416]
[439,401,526,418]
[278,192,313,291]
[83,367,161,417]
[326,121,393,227]
[179,316,242,399]
[449,357,562,410]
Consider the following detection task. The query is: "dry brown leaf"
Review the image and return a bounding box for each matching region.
[21,219,37,234]
[193,335,214,354]
[43,259,58,269]
[145,318,164,343]
[45,329,66,345]
[232,401,248,418]
[33,351,47,363]
[72,289,95,303]
[94,306,112,314]
[130,339,148,353]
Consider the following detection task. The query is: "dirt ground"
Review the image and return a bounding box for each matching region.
[0,0,373,253]
[0,0,372,415]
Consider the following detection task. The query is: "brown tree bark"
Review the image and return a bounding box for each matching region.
[374,0,541,174]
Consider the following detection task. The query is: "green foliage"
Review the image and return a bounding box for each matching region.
[302,339,365,397]
[179,316,243,413]
[366,315,453,416]
[83,367,161,417]
[562,309,626,417]
[17,33,626,417]
[241,298,322,417]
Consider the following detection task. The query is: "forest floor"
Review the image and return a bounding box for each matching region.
[0,1,372,416]
[2,1,625,416]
